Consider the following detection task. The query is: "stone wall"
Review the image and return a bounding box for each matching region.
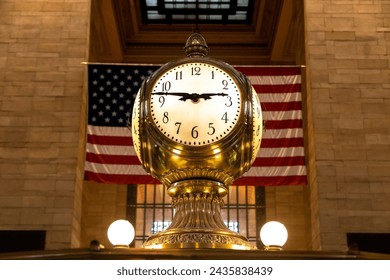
[304,0,390,250]
[0,0,89,249]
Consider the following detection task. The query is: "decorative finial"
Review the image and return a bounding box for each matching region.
[184,33,209,57]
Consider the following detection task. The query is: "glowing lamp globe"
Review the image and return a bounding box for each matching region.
[260,221,288,251]
[107,219,135,248]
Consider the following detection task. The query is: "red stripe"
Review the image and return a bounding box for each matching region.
[253,84,301,94]
[87,134,132,146]
[86,153,141,165]
[235,67,301,76]
[263,119,302,129]
[252,156,305,167]
[234,175,307,186]
[261,101,302,111]
[260,138,304,148]
[84,171,159,185]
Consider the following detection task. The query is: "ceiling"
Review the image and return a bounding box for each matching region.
[89,0,304,65]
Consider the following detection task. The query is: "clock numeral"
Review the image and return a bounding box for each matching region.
[222,80,229,90]
[159,96,165,107]
[175,122,181,134]
[221,112,229,123]
[162,112,169,124]
[225,96,232,107]
[211,71,215,79]
[191,126,199,139]
[162,81,171,91]
[256,124,261,136]
[191,67,201,76]
[207,123,216,135]
[175,71,182,80]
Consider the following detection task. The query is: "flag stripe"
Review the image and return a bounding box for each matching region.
[84,65,307,186]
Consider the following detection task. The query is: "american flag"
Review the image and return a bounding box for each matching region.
[84,64,307,186]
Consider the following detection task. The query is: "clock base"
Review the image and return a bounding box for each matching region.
[143,180,253,250]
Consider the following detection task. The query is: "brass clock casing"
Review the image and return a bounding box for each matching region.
[135,57,255,188]
[131,33,262,249]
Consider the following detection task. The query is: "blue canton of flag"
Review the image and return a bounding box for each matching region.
[88,65,159,127]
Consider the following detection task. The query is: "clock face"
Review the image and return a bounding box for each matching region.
[149,62,242,146]
[251,86,262,163]
[131,88,142,163]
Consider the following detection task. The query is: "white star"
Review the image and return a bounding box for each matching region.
[99,86,104,91]
[113,87,118,92]
[134,69,139,74]
[105,105,111,110]
[126,99,131,104]
[93,80,98,85]
[92,92,98,97]
[99,98,104,103]
[125,112,131,117]
[119,105,124,111]
[140,75,146,80]
[93,68,98,73]
[120,81,125,86]
[133,81,139,86]
[107,69,112,73]
[113,75,118,80]
[92,116,96,122]
[126,87,131,92]
[106,92,111,97]
[118,118,124,123]
[112,99,117,104]
[120,69,125,74]
[119,93,124,98]
[106,81,111,85]
[112,111,117,117]
[98,111,103,116]
[100,74,105,79]
[105,117,110,123]
[127,75,132,80]
[92,104,97,109]
[148,69,154,74]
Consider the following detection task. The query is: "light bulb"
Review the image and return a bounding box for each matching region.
[260,221,288,251]
[107,219,135,248]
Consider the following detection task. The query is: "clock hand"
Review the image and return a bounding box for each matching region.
[153,92,193,101]
[153,92,228,102]
[197,93,228,100]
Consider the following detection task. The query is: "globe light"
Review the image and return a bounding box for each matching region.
[260,221,288,251]
[107,219,135,248]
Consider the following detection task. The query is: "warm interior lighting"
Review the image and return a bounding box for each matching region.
[260,221,288,251]
[107,219,135,248]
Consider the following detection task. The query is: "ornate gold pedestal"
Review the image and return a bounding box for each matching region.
[143,180,252,250]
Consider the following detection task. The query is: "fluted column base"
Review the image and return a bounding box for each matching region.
[143,180,252,250]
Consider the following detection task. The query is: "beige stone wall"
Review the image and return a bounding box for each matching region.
[265,186,310,250]
[304,0,390,250]
[0,0,89,249]
[80,182,127,248]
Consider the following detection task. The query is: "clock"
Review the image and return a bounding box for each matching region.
[131,33,263,250]
[149,61,242,147]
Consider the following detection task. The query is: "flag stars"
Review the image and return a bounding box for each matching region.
[107,69,112,73]
[100,74,105,79]
[120,69,125,74]
[113,75,118,80]
[105,105,111,110]
[106,92,111,98]
[127,75,132,80]
[93,68,98,73]
[112,111,117,117]
[113,87,118,92]
[125,99,131,104]
[106,81,112,86]
[119,93,125,98]
[119,81,125,86]
[112,99,117,104]
[99,86,104,91]
[99,98,104,104]
[105,117,110,123]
